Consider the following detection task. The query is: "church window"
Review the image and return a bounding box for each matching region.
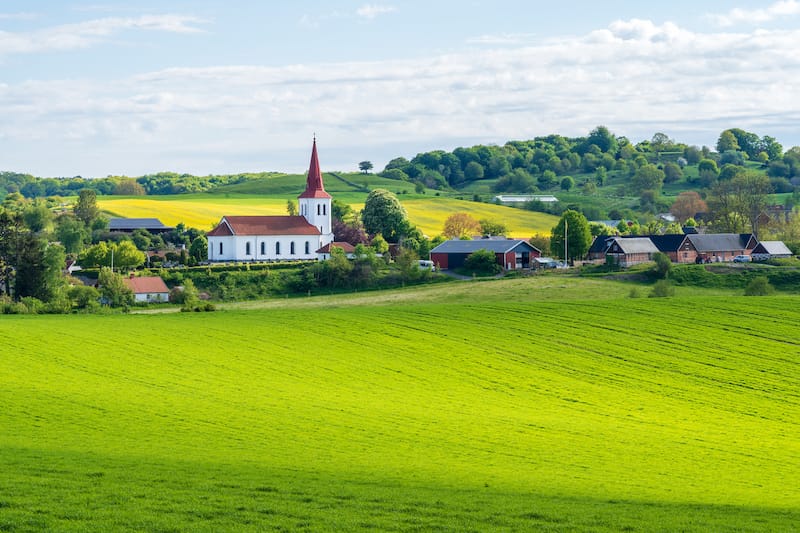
[219,242,223,255]
[261,242,265,255]
[246,242,251,256]
[317,204,321,215]
[305,241,310,254]
[276,242,281,255]
[323,204,326,215]
[290,242,295,255]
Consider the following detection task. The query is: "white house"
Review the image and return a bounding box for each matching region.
[123,276,170,303]
[207,139,335,262]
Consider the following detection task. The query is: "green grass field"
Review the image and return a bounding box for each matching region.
[2,278,799,531]
[98,194,559,237]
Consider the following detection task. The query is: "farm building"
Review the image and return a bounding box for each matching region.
[751,240,793,259]
[493,194,558,205]
[590,233,758,265]
[207,139,334,262]
[605,237,660,267]
[109,218,173,234]
[430,238,541,270]
[123,275,169,303]
[316,241,356,260]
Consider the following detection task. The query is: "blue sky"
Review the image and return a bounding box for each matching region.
[2,1,800,177]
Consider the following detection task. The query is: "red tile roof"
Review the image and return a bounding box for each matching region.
[208,216,321,236]
[316,241,356,254]
[123,276,169,294]
[298,138,332,199]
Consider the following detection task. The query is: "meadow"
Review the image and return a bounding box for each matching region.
[98,193,559,238]
[2,277,799,531]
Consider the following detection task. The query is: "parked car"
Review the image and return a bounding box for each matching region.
[751,253,771,262]
[733,255,751,263]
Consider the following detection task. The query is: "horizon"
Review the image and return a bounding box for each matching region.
[2,1,800,178]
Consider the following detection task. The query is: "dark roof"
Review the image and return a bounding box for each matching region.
[108,218,172,231]
[588,236,614,254]
[647,234,689,253]
[687,233,756,252]
[207,216,320,237]
[430,239,539,254]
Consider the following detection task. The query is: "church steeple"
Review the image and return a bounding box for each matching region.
[299,137,331,199]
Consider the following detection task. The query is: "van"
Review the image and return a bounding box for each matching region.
[418,260,435,271]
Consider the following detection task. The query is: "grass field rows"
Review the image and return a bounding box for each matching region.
[2,280,799,531]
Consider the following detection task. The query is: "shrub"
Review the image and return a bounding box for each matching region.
[744,276,774,296]
[463,249,501,276]
[652,252,672,279]
[649,280,675,298]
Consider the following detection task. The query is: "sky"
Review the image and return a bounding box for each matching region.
[2,0,800,178]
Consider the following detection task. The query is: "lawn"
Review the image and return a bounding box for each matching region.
[1,278,799,531]
[98,194,559,237]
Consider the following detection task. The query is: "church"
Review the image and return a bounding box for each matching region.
[206,139,335,262]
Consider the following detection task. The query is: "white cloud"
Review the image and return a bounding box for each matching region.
[0,14,207,55]
[708,0,800,27]
[467,33,537,45]
[0,12,37,20]
[355,4,396,20]
[2,19,800,177]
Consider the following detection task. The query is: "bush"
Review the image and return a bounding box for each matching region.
[649,280,675,298]
[463,249,501,276]
[652,252,672,279]
[744,276,774,296]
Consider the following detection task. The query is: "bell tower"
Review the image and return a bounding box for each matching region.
[298,137,333,240]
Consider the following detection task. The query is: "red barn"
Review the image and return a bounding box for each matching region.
[430,238,540,270]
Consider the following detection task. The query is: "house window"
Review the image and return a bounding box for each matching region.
[305,241,310,254]
[219,242,223,255]
[290,242,295,255]
[276,242,281,255]
[260,242,265,255]
[246,242,251,256]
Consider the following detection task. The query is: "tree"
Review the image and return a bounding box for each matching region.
[22,204,53,233]
[97,267,133,307]
[744,276,774,296]
[113,240,145,270]
[707,172,772,236]
[358,161,373,174]
[333,218,369,245]
[189,236,208,264]
[652,252,672,280]
[361,189,409,241]
[180,279,200,311]
[560,176,574,191]
[662,162,682,184]
[370,234,389,255]
[716,130,740,153]
[286,199,298,216]
[586,126,618,154]
[670,191,707,223]
[631,164,665,195]
[73,189,100,226]
[443,212,481,239]
[463,249,501,275]
[550,210,592,262]
[395,247,421,281]
[113,179,146,196]
[464,161,484,181]
[479,219,509,237]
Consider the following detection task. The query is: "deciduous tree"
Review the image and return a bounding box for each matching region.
[361,189,409,241]
[670,191,707,223]
[443,212,481,239]
[550,210,592,262]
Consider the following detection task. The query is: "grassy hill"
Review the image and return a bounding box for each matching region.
[1,278,798,531]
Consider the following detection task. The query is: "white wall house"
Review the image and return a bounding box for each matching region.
[207,139,334,262]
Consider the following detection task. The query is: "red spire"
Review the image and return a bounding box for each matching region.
[299,137,332,199]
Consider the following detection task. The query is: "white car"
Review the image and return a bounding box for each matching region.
[733,255,751,263]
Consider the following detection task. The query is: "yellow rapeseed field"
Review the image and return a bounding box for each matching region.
[98,194,559,237]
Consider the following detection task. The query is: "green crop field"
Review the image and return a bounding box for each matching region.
[2,278,799,531]
[98,194,559,237]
